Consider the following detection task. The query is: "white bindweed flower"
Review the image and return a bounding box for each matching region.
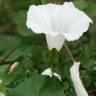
[70,62,89,96]
[26,2,92,51]
[41,68,61,81]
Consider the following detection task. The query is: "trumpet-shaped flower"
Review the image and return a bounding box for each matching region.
[26,2,92,51]
[70,62,89,96]
[41,68,61,81]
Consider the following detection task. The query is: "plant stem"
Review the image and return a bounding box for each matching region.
[64,42,76,63]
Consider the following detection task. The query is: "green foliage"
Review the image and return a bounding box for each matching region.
[41,0,48,4]
[6,46,32,61]
[8,75,64,96]
[0,36,20,51]
[74,0,88,10]
[85,3,96,16]
[0,0,3,5]
[7,0,41,11]
[0,0,96,96]
[12,11,33,36]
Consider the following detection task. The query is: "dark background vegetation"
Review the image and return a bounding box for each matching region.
[0,0,96,96]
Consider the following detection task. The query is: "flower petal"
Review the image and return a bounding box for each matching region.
[26,2,92,40]
[61,2,92,41]
[46,34,65,51]
[63,2,75,7]
[53,72,62,81]
[70,62,89,96]
[26,4,59,35]
[41,68,52,77]
[62,14,92,41]
[41,68,62,81]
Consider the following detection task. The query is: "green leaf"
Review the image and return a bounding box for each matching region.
[6,46,32,62]
[0,0,3,5]
[10,57,38,86]
[8,75,46,96]
[0,35,20,51]
[9,0,41,11]
[74,0,88,10]
[0,74,13,86]
[39,77,64,96]
[29,45,49,69]
[85,3,96,16]
[78,41,96,70]
[12,11,33,36]
[0,65,9,73]
[0,64,13,86]
[8,75,64,96]
[41,0,48,4]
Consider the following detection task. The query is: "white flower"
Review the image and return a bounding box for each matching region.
[26,2,92,51]
[70,62,89,96]
[53,72,61,81]
[41,68,61,81]
[0,93,5,96]
[41,68,52,77]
